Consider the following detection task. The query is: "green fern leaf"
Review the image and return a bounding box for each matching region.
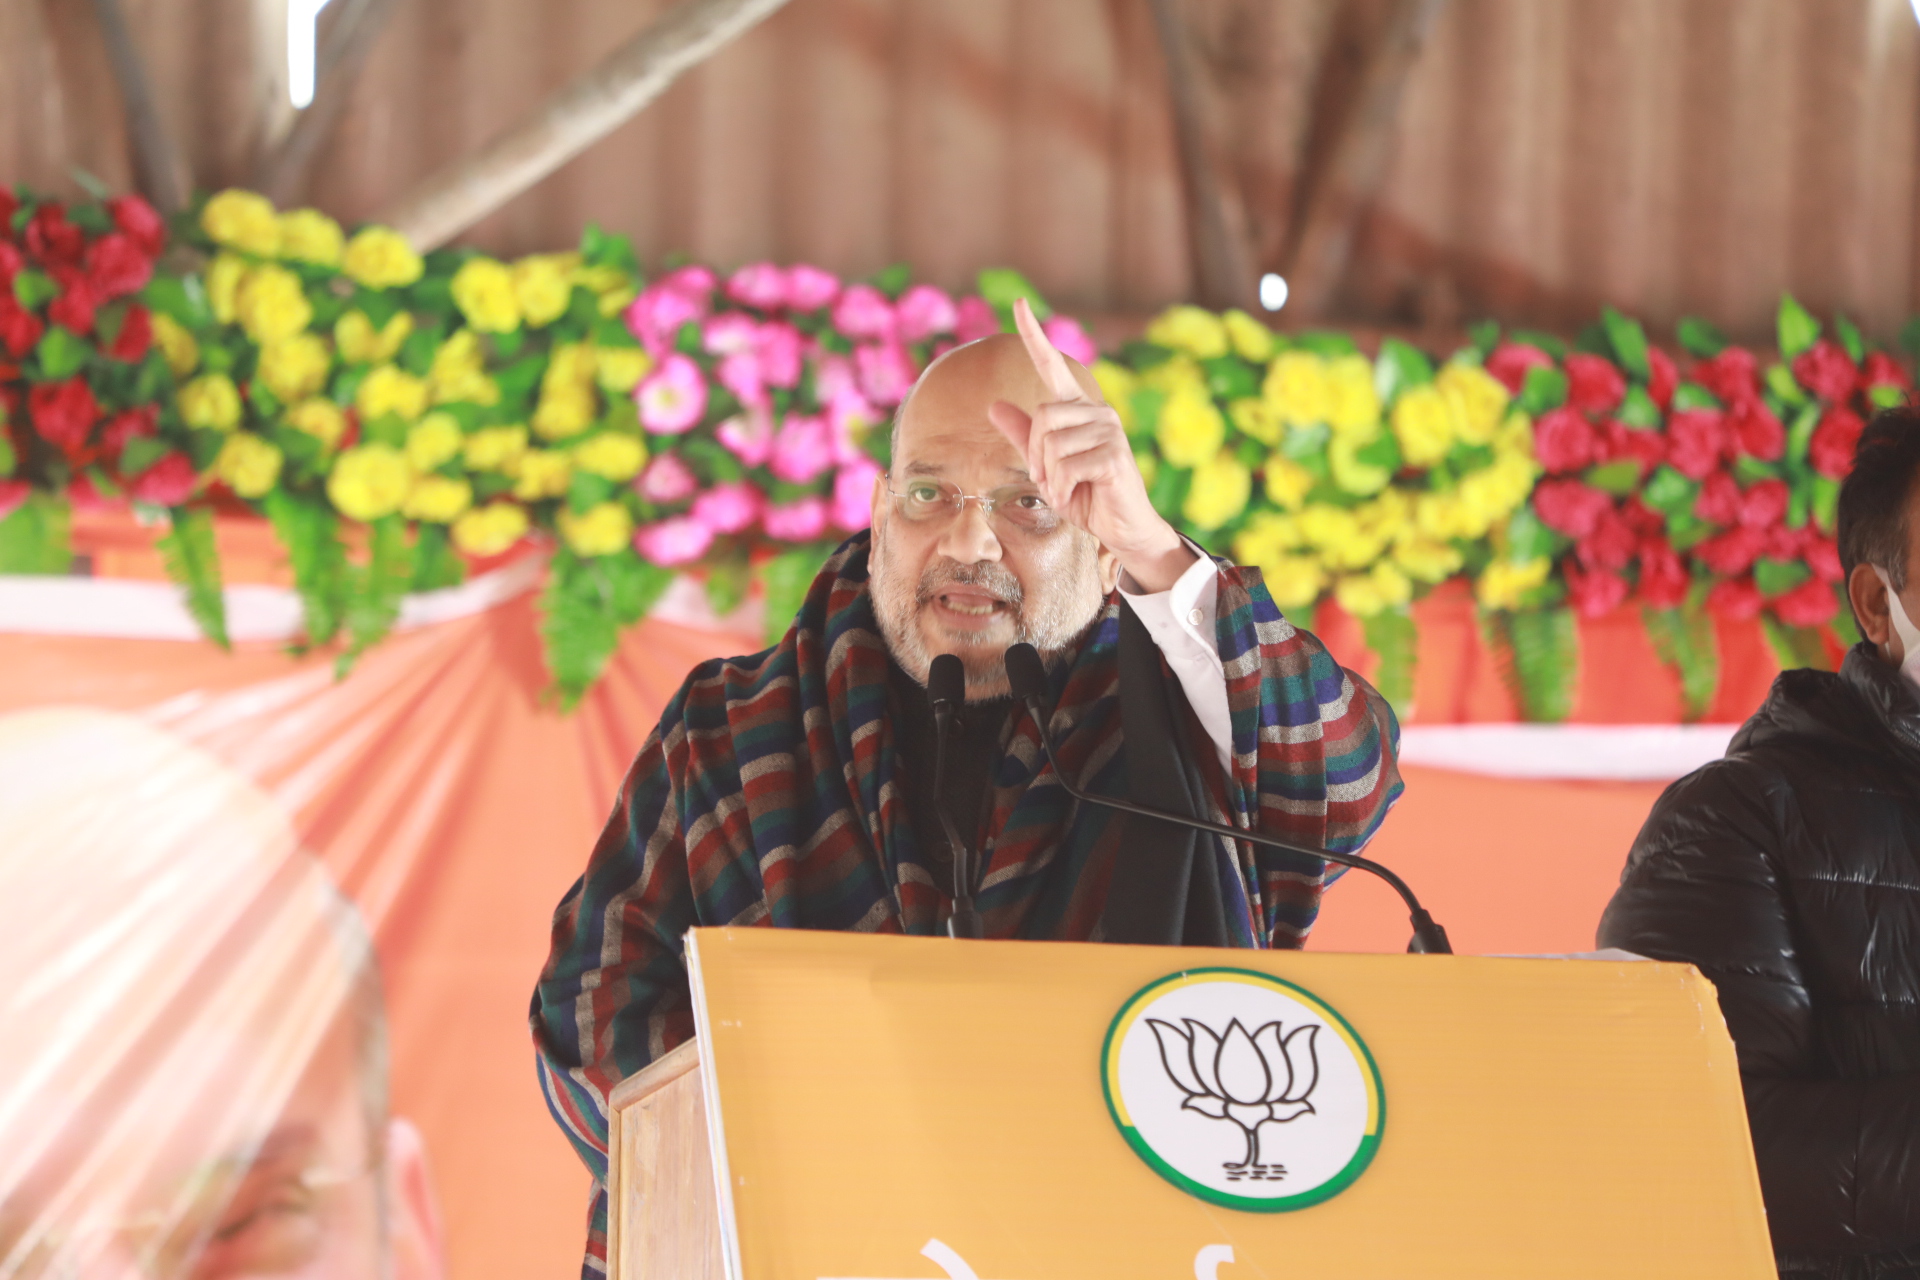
[1359,607,1417,721]
[1483,605,1578,722]
[337,516,412,675]
[156,507,229,649]
[1761,615,1833,673]
[0,493,72,574]
[758,545,827,646]
[263,490,347,647]
[1641,588,1720,723]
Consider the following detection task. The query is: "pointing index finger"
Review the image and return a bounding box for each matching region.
[1012,297,1084,403]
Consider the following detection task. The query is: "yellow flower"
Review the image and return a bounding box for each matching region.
[1222,309,1276,363]
[452,501,530,557]
[1091,360,1138,429]
[1265,352,1331,428]
[235,264,313,346]
[1495,409,1533,458]
[1182,452,1252,530]
[1260,555,1327,612]
[514,254,576,328]
[1437,361,1510,446]
[213,432,283,498]
[1328,426,1391,496]
[595,346,653,395]
[1263,457,1315,510]
[355,364,430,424]
[1299,503,1391,571]
[206,253,248,325]
[1359,488,1412,545]
[1334,562,1412,618]
[257,333,331,403]
[1154,384,1226,469]
[403,475,473,523]
[335,310,414,364]
[276,209,344,266]
[1476,556,1552,610]
[1390,383,1454,468]
[534,342,599,440]
[200,189,280,256]
[150,313,199,378]
[573,432,646,481]
[1393,536,1463,584]
[451,257,520,332]
[405,412,464,471]
[511,449,573,500]
[572,262,638,316]
[558,501,635,558]
[1456,450,1537,534]
[1325,355,1380,434]
[326,444,412,521]
[464,425,528,472]
[342,227,423,290]
[1415,491,1473,543]
[1228,397,1282,446]
[1233,513,1323,611]
[179,373,242,431]
[285,398,347,450]
[428,329,499,406]
[1145,305,1229,359]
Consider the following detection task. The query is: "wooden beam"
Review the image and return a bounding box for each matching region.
[1146,0,1256,313]
[377,0,792,253]
[88,0,189,213]
[254,0,406,205]
[1283,0,1449,322]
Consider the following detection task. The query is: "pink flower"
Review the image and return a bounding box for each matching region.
[636,453,699,504]
[67,473,120,513]
[1485,342,1555,395]
[758,321,803,388]
[763,496,829,542]
[702,312,761,356]
[726,262,788,310]
[770,414,835,484]
[784,264,841,312]
[1566,353,1626,415]
[625,285,708,356]
[826,388,881,463]
[895,285,958,343]
[832,457,882,531]
[954,296,999,343]
[717,350,767,410]
[126,453,196,507]
[855,340,917,407]
[0,480,30,522]
[716,411,774,467]
[633,515,714,566]
[1774,578,1840,628]
[635,353,709,434]
[691,481,763,535]
[813,353,857,403]
[833,284,895,341]
[658,265,717,296]
[1043,315,1097,366]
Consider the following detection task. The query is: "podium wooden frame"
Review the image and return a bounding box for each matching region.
[606,1038,722,1280]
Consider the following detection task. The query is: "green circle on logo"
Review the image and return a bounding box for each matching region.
[1100,967,1385,1212]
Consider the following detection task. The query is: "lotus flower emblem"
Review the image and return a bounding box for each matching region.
[1147,1017,1321,1181]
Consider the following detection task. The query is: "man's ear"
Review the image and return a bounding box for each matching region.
[384,1117,446,1280]
[870,471,886,532]
[1848,562,1894,649]
[1097,544,1120,595]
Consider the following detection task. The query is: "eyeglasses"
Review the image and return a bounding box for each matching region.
[886,478,1061,535]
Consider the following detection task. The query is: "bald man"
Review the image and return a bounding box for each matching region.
[534,302,1403,1274]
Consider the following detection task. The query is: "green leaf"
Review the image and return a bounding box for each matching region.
[1279,420,1330,462]
[1668,511,1713,551]
[1352,430,1402,473]
[0,492,72,573]
[493,352,546,405]
[1506,505,1561,562]
[398,325,440,377]
[339,515,412,672]
[1642,588,1720,723]
[1786,402,1821,469]
[1467,320,1500,357]
[1732,455,1783,485]
[1832,583,1862,647]
[1600,307,1651,381]
[1671,382,1722,412]
[34,326,90,380]
[1677,317,1727,360]
[1583,459,1642,496]
[870,263,912,300]
[1871,384,1908,410]
[13,269,57,310]
[409,523,466,593]
[353,288,404,329]
[156,507,228,648]
[704,554,750,618]
[759,545,826,645]
[1902,316,1920,366]
[567,470,616,512]
[976,268,1051,325]
[538,549,673,707]
[1292,331,1359,358]
[1518,366,1568,416]
[1765,362,1807,405]
[0,433,13,478]
[1761,614,1833,672]
[1835,314,1866,365]
[1641,465,1698,515]
[118,435,169,478]
[1484,605,1579,723]
[263,490,348,646]
[1754,557,1811,598]
[1373,338,1433,405]
[1202,355,1260,402]
[1777,295,1820,359]
[1812,475,1841,532]
[1616,384,1660,429]
[1510,329,1568,359]
[580,222,640,275]
[1360,607,1417,720]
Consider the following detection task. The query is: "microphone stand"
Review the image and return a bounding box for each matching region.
[928,654,983,939]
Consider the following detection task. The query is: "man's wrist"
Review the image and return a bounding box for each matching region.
[1115,522,1200,594]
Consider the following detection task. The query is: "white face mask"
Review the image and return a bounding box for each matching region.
[1872,565,1920,688]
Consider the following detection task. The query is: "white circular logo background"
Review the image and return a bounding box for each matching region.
[1102,969,1384,1211]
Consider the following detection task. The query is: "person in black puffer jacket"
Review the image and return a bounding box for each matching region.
[1599,405,1920,1280]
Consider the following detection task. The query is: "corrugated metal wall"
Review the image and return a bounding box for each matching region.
[5,0,1918,342]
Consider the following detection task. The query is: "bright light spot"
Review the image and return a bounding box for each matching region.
[1912,0,1920,27]
[287,0,334,109]
[1259,273,1289,312]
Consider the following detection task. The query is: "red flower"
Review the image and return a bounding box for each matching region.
[1738,478,1790,529]
[1762,524,1808,562]
[1708,576,1765,620]
[109,195,166,258]
[126,452,197,506]
[0,479,29,523]
[1773,578,1840,628]
[0,190,16,237]
[1695,347,1761,407]
[0,241,22,288]
[1577,508,1639,573]
[84,232,153,300]
[1791,340,1858,403]
[47,273,96,335]
[1695,526,1767,577]
[28,378,100,464]
[1665,408,1725,480]
[1533,406,1599,473]
[1863,351,1912,393]
[1806,534,1843,582]
[1566,562,1631,619]
[67,473,120,513]
[1695,470,1742,526]
[1725,397,1784,462]
[1647,346,1679,409]
[24,204,83,266]
[1810,405,1866,478]
[1598,418,1666,477]
[1639,542,1691,609]
[106,305,152,362]
[100,406,156,462]
[1566,353,1626,414]
[0,298,43,358]
[1485,342,1554,395]
[1532,478,1613,538]
[1621,496,1666,538]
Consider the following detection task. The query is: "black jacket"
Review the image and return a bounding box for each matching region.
[1599,645,1920,1279]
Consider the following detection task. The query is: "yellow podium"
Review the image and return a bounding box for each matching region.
[607,929,1772,1280]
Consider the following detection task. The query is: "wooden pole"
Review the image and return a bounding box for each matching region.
[88,0,189,213]
[1283,0,1449,322]
[1146,0,1256,313]
[254,0,406,205]
[377,0,791,253]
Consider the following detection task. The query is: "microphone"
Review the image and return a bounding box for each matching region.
[1003,643,1451,955]
[927,654,983,939]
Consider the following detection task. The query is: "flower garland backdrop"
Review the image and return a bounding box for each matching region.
[0,186,1909,713]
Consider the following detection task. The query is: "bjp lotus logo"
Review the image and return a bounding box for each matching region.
[1102,969,1384,1212]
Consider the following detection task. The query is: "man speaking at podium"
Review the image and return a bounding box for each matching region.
[533,300,1403,1272]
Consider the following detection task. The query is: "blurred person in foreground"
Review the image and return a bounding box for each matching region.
[0,708,444,1280]
[534,300,1403,1273]
[1600,405,1920,1278]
